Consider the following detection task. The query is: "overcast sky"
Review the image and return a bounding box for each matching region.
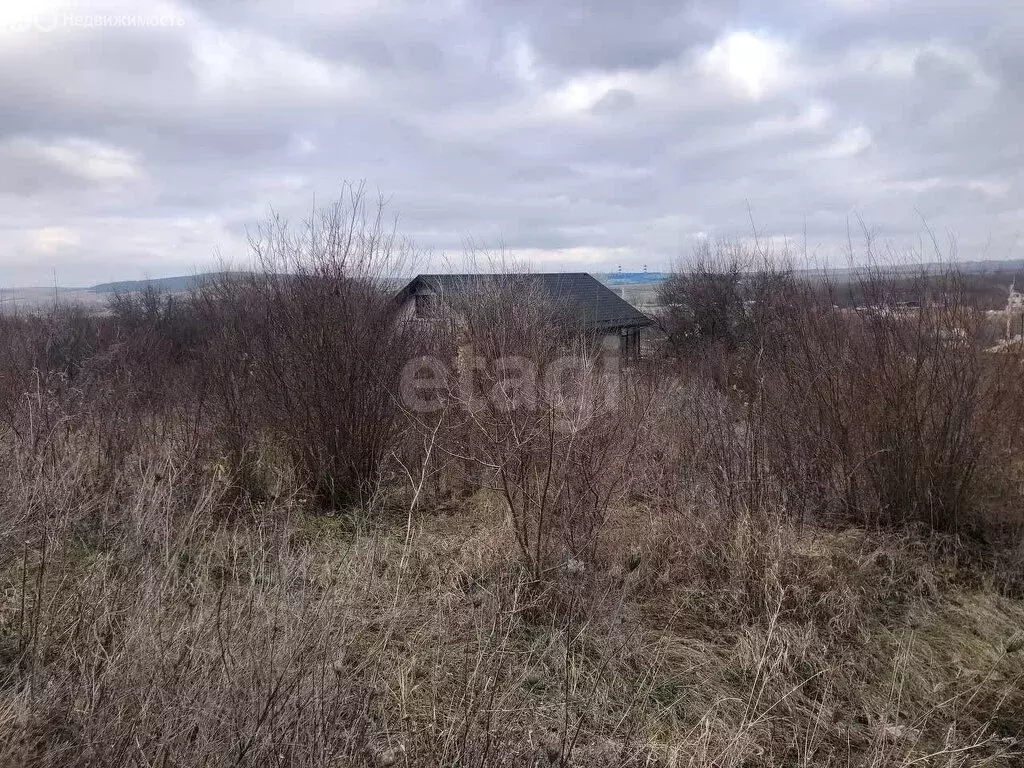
[1,0,1022,285]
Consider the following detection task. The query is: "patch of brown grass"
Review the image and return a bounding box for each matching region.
[2,425,1021,768]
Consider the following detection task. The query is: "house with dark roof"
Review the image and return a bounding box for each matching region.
[395,273,652,359]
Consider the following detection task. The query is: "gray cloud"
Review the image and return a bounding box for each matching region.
[0,0,1021,285]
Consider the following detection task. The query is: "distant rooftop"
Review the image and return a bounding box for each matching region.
[398,272,652,331]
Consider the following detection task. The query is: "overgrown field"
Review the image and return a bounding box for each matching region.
[0,196,1022,766]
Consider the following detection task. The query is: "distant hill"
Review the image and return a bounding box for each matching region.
[89,272,234,294]
[17,260,1024,299]
[792,259,1024,280]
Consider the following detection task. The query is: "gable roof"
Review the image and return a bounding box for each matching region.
[397,273,651,331]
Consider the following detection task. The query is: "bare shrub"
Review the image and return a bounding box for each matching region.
[658,246,1024,537]
[760,261,1021,533]
[410,274,656,581]
[656,241,793,372]
[107,284,202,368]
[196,185,421,509]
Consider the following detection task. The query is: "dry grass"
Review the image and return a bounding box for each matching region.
[0,420,1021,767]
[0,219,1022,766]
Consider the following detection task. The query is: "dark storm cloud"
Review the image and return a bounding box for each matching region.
[0,0,1021,284]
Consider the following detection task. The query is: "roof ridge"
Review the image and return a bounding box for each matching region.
[400,272,651,330]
